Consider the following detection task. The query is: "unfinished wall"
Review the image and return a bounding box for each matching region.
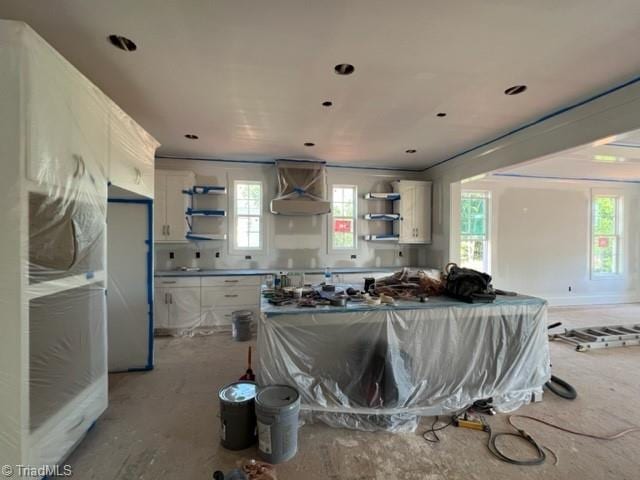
[155,158,425,271]
[453,177,640,305]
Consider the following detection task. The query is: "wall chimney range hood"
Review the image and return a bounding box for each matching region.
[270,160,331,215]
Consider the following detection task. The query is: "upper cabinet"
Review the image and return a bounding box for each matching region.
[26,44,109,198]
[108,104,158,198]
[25,27,158,200]
[155,170,195,242]
[393,180,432,244]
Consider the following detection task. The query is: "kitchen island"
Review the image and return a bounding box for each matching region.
[258,294,550,432]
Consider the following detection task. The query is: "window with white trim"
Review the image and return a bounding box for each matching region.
[234,181,262,250]
[331,185,357,250]
[460,190,490,272]
[591,194,621,275]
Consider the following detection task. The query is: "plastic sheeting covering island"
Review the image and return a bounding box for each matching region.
[258,296,550,432]
[0,20,158,475]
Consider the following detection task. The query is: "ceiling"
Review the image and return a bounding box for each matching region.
[494,129,640,182]
[2,0,640,169]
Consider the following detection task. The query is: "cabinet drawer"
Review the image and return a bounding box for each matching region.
[201,276,262,287]
[201,286,260,307]
[200,306,259,328]
[155,277,201,288]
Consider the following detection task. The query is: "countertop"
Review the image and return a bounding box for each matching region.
[261,294,545,316]
[154,267,431,277]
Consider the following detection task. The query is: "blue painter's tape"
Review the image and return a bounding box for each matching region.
[107,198,155,371]
[424,73,640,172]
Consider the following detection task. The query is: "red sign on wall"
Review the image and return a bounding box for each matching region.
[598,237,609,248]
[334,219,352,233]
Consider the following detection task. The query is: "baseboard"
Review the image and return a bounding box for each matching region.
[535,292,640,307]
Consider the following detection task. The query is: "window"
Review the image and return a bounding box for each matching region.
[331,185,357,250]
[460,191,490,272]
[234,181,262,249]
[591,195,621,275]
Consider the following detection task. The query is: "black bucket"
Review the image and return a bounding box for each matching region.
[218,381,257,450]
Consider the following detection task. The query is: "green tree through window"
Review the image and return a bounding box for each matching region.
[592,195,620,275]
[460,191,489,272]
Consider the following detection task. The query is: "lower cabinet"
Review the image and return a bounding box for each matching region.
[154,275,262,332]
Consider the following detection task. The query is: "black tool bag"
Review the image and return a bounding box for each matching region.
[444,263,496,303]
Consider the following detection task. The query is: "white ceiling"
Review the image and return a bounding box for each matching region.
[2,0,640,169]
[494,129,640,182]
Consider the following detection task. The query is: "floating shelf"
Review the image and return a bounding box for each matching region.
[364,192,400,201]
[363,234,399,241]
[186,233,227,241]
[185,208,226,217]
[364,213,400,221]
[182,185,227,195]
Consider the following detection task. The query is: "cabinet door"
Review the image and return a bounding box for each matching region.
[398,184,416,243]
[165,174,192,241]
[70,78,109,199]
[153,173,167,241]
[109,108,156,198]
[154,287,170,329]
[413,183,430,242]
[168,287,201,330]
[26,46,74,187]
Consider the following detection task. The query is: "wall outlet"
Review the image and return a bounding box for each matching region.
[195,251,201,259]
[169,252,175,259]
[350,254,357,259]
[398,251,403,257]
[568,286,572,292]
[215,251,220,258]
[245,255,252,260]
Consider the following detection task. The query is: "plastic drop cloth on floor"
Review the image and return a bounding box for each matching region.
[257,295,550,432]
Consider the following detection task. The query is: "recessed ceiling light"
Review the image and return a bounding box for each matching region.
[108,34,137,52]
[334,63,355,75]
[185,134,199,140]
[436,112,447,117]
[405,149,417,154]
[322,101,333,107]
[504,85,527,95]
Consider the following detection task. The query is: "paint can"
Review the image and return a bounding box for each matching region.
[232,310,253,341]
[255,385,300,464]
[218,381,258,450]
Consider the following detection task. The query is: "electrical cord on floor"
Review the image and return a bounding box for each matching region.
[508,414,640,441]
[422,415,454,443]
[484,421,548,466]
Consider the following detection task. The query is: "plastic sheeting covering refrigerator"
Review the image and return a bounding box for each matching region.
[258,296,551,432]
[0,21,158,475]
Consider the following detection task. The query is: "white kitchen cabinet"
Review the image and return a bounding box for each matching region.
[154,287,170,329]
[27,40,109,198]
[154,277,201,331]
[154,275,262,330]
[393,180,432,244]
[108,104,158,198]
[1,21,111,472]
[155,170,195,242]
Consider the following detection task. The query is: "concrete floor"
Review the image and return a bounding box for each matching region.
[68,304,640,479]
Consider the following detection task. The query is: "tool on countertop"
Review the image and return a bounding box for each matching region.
[239,347,256,381]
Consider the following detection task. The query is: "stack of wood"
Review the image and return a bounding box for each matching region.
[372,267,445,299]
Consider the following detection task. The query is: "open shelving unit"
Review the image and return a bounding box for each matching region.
[183,185,227,241]
[363,191,401,241]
